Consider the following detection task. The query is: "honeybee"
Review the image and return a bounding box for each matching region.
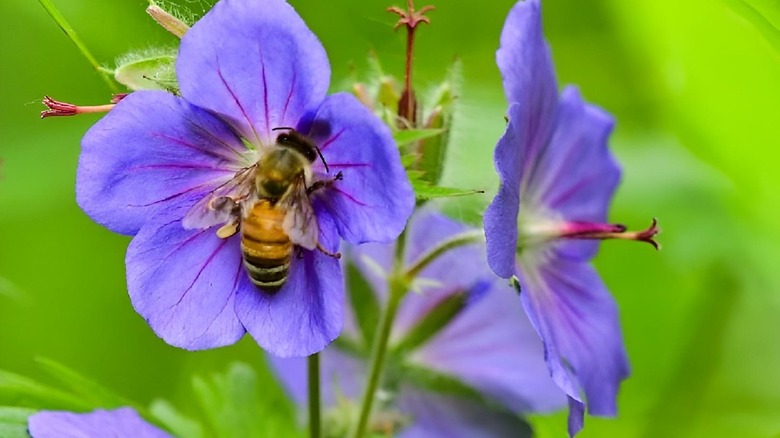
[190,128,342,292]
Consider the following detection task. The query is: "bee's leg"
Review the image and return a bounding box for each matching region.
[316,243,342,259]
[306,171,344,195]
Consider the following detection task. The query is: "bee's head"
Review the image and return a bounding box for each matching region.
[275,130,318,163]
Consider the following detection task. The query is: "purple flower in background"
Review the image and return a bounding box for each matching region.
[484,0,658,435]
[76,0,413,357]
[271,211,566,437]
[28,407,170,438]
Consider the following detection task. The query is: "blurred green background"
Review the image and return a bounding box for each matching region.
[2,0,780,437]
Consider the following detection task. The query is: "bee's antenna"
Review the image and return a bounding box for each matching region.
[272,126,294,131]
[315,145,330,173]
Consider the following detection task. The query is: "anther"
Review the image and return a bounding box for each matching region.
[41,96,115,119]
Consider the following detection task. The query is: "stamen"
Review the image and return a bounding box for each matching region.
[560,218,661,250]
[41,96,114,119]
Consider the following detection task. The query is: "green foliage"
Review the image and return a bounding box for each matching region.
[345,261,381,352]
[390,290,469,355]
[0,407,35,438]
[191,362,301,438]
[409,177,484,202]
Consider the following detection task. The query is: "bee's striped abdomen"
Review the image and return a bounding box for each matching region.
[241,201,292,292]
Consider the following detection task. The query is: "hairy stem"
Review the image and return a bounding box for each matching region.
[404,229,485,280]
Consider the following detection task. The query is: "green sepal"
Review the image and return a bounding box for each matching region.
[391,290,469,355]
[410,178,484,202]
[345,261,381,353]
[192,362,301,438]
[0,406,35,438]
[415,58,463,185]
[114,49,178,92]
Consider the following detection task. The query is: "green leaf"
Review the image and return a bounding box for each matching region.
[0,369,89,411]
[345,261,381,352]
[391,290,469,355]
[192,362,301,438]
[150,399,204,438]
[34,358,140,413]
[114,49,178,92]
[0,406,34,438]
[395,364,493,407]
[393,129,445,147]
[410,179,484,201]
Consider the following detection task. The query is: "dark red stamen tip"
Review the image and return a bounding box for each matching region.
[636,218,661,250]
[40,95,116,119]
[387,1,435,30]
[40,96,77,119]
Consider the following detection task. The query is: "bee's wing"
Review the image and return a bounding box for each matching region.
[280,176,319,250]
[182,165,256,229]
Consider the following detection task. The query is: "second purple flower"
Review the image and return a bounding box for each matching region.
[76,0,414,357]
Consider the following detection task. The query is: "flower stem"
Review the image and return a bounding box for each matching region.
[308,353,321,438]
[404,229,485,280]
[37,0,120,93]
[350,271,406,438]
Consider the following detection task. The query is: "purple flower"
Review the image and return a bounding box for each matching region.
[28,407,170,438]
[271,211,566,437]
[76,0,414,357]
[484,0,658,435]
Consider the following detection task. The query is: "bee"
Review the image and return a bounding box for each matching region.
[192,128,342,292]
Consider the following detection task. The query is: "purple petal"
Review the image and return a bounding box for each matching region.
[496,0,559,184]
[528,87,620,261]
[517,257,629,426]
[410,278,565,414]
[236,214,343,357]
[77,91,245,235]
[126,202,246,350]
[177,0,330,144]
[484,103,523,279]
[397,389,532,438]
[308,93,414,244]
[28,407,171,438]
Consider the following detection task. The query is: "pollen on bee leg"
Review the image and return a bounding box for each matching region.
[316,243,341,259]
[216,221,239,239]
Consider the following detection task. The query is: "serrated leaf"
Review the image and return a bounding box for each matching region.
[0,369,89,411]
[192,362,301,438]
[114,52,178,92]
[393,129,445,147]
[410,179,484,201]
[150,399,204,438]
